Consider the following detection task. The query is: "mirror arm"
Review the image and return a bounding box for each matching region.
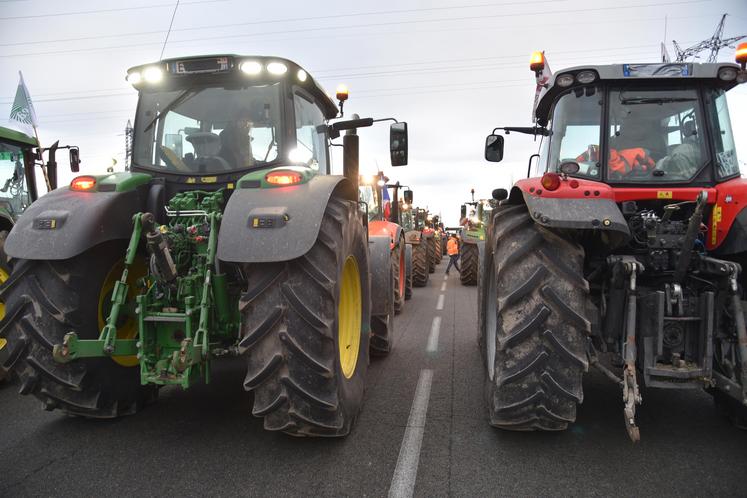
[492,126,549,137]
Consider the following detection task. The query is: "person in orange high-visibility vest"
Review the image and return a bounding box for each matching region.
[445,234,461,275]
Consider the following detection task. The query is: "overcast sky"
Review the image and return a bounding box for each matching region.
[1,0,746,226]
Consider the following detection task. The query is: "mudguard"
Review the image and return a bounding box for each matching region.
[217,175,355,264]
[369,235,393,316]
[405,229,422,245]
[5,187,145,260]
[520,191,630,249]
[368,220,403,251]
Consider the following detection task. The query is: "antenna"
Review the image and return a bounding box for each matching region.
[159,0,180,60]
[673,14,746,63]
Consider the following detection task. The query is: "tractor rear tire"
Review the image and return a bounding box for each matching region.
[713,390,747,430]
[0,242,157,417]
[480,205,589,431]
[427,237,437,273]
[239,197,370,437]
[370,252,395,357]
[460,243,479,286]
[404,244,413,300]
[0,230,10,383]
[393,238,405,314]
[412,241,429,287]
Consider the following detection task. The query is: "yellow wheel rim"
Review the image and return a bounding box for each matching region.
[0,265,9,322]
[98,258,147,367]
[338,255,362,379]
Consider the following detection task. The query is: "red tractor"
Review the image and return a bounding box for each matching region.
[359,172,412,354]
[481,45,747,441]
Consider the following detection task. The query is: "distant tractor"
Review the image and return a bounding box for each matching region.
[405,207,434,286]
[459,189,490,286]
[0,55,408,437]
[480,46,747,441]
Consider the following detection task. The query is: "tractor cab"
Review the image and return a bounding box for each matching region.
[128,56,340,196]
[488,55,744,189]
[0,127,38,227]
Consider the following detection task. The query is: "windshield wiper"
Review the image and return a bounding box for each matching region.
[144,87,197,132]
[620,97,697,105]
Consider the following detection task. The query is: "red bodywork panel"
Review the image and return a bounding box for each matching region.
[369,220,401,250]
[515,176,747,250]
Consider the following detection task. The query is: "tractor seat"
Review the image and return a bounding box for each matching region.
[186,132,222,157]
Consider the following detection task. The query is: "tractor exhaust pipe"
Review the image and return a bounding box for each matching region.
[343,113,360,186]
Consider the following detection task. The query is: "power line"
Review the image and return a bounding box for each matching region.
[0,0,563,47]
[0,0,224,21]
[0,0,709,59]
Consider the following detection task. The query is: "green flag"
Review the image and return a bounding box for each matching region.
[9,71,38,128]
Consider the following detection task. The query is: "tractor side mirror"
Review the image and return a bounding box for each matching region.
[390,122,408,166]
[485,134,504,162]
[69,147,80,173]
[404,189,413,204]
[492,188,508,201]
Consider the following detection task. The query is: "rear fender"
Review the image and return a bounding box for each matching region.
[369,235,393,315]
[710,178,747,253]
[368,220,403,250]
[509,186,629,249]
[5,185,147,260]
[217,175,357,263]
[405,230,422,245]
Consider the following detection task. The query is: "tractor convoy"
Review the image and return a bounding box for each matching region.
[482,48,747,440]
[1,43,746,446]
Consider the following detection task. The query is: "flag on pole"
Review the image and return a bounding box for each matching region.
[383,185,391,220]
[9,71,38,128]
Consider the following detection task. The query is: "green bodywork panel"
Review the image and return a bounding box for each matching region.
[97,172,152,192]
[53,189,241,389]
[238,165,316,189]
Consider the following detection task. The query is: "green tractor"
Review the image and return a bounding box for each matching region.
[405,207,434,286]
[459,189,489,286]
[0,55,408,437]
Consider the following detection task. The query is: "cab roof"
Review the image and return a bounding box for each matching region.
[0,125,38,147]
[534,62,742,126]
[127,54,339,119]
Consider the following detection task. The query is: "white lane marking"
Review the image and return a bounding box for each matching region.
[440,282,447,292]
[388,369,434,498]
[436,294,445,310]
[443,275,448,281]
[426,316,441,353]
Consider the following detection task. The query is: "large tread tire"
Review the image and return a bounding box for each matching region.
[239,197,370,437]
[412,241,429,288]
[460,243,479,286]
[393,238,405,314]
[0,242,157,417]
[481,205,590,431]
[404,244,413,300]
[0,230,10,383]
[427,236,437,273]
[442,237,447,256]
[370,254,395,357]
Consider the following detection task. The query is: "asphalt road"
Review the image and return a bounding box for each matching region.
[1,258,746,497]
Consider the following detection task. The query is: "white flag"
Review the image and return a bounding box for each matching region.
[9,71,38,128]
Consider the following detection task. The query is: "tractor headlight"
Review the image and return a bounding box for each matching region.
[718,67,738,81]
[240,60,263,75]
[556,73,574,87]
[126,71,142,85]
[267,62,288,75]
[576,70,597,84]
[297,69,308,82]
[143,66,164,83]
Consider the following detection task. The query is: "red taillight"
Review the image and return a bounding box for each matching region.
[540,173,561,191]
[70,176,96,191]
[265,170,302,186]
